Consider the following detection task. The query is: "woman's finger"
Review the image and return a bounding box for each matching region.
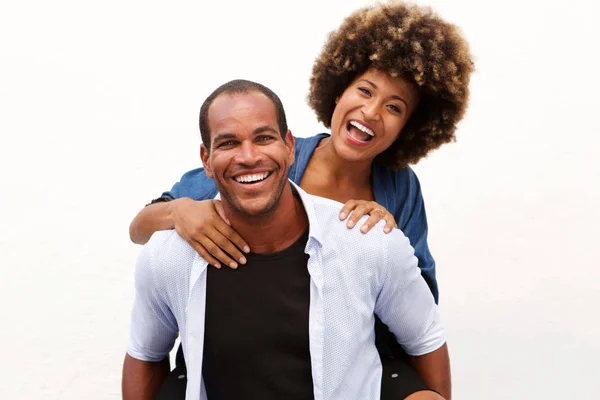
[216,222,250,256]
[346,203,371,228]
[383,216,398,234]
[196,234,240,269]
[212,200,230,226]
[206,204,250,254]
[209,228,248,268]
[189,241,222,269]
[359,211,385,233]
[339,199,361,220]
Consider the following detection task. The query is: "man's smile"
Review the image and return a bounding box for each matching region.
[234,171,271,183]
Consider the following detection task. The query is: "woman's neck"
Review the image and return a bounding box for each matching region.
[308,136,373,190]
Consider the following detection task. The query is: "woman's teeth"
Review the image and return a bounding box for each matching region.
[347,121,374,142]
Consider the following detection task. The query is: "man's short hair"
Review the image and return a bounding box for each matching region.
[199,79,288,150]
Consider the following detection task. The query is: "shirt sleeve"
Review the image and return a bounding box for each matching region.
[161,167,218,200]
[127,241,179,362]
[397,168,439,303]
[374,228,445,356]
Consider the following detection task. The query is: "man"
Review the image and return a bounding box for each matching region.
[122,80,451,400]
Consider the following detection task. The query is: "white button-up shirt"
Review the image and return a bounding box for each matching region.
[127,183,445,399]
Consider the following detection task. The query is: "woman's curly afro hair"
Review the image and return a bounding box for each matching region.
[308,1,474,169]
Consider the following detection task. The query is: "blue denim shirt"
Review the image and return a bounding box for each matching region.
[164,133,438,303]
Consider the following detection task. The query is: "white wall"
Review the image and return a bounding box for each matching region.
[1,0,598,398]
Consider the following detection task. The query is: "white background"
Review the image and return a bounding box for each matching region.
[1,0,599,398]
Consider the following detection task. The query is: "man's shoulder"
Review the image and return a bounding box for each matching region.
[147,229,193,250]
[306,193,345,210]
[308,195,386,243]
[141,230,199,276]
[304,194,348,227]
[307,194,412,254]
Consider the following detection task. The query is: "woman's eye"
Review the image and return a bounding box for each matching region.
[387,104,402,114]
[358,87,372,96]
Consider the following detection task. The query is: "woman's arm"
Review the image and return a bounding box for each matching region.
[129,168,217,245]
[129,199,178,245]
[131,197,249,269]
[128,168,248,268]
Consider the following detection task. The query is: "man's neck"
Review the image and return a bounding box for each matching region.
[224,184,309,254]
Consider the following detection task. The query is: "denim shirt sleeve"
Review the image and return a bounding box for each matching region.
[396,168,439,303]
[161,167,218,201]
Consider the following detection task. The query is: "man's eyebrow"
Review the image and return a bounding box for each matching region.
[358,79,408,108]
[253,125,279,135]
[212,133,237,144]
[212,126,279,144]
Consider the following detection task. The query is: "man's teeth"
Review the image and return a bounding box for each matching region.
[349,121,374,137]
[235,172,270,183]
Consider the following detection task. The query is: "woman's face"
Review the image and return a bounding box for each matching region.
[329,68,420,164]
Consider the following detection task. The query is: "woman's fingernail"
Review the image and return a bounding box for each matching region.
[339,212,346,220]
[239,257,247,264]
[229,262,238,269]
[361,226,368,233]
[214,263,221,269]
[384,228,390,233]
[243,246,250,253]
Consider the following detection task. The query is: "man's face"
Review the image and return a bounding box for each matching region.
[201,91,294,218]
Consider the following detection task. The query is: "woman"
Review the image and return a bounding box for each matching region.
[131,2,473,399]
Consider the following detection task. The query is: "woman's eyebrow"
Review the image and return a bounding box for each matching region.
[358,79,408,108]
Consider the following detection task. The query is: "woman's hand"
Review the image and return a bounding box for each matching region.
[170,198,250,269]
[338,200,397,234]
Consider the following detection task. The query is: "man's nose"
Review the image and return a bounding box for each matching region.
[234,141,261,165]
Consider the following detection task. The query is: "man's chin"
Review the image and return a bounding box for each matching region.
[229,197,279,218]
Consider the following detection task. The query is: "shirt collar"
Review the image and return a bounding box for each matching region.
[213,179,324,248]
[288,180,323,248]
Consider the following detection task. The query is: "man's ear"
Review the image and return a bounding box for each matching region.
[200,144,214,178]
[284,130,295,165]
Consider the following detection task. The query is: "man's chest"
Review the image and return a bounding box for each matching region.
[201,241,314,399]
[204,250,311,347]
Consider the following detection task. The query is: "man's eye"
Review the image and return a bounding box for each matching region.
[358,87,372,96]
[257,135,274,142]
[218,140,237,147]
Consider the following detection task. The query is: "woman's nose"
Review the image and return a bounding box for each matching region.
[361,99,381,121]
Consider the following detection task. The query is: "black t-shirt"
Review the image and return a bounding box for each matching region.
[203,230,314,400]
